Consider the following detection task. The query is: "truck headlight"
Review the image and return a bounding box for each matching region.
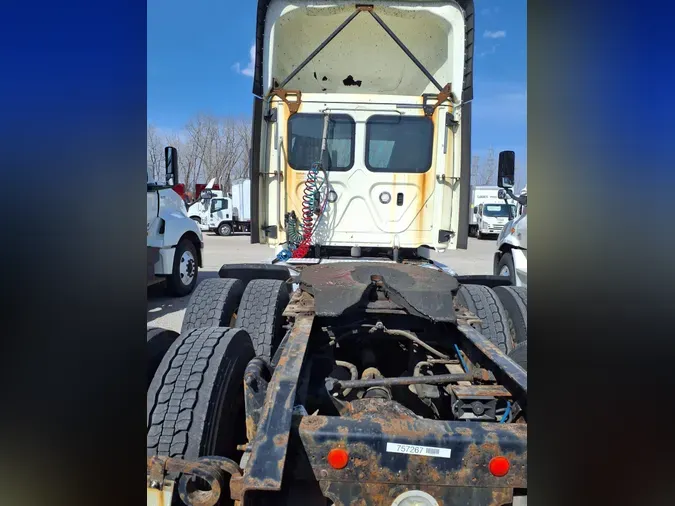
[379,191,392,204]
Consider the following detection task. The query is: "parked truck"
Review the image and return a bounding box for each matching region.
[147,2,527,506]
[494,163,528,287]
[187,178,252,236]
[146,146,203,296]
[469,185,516,239]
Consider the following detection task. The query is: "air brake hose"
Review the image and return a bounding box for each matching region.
[292,113,331,259]
[292,161,321,258]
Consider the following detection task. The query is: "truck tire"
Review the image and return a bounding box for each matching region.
[147,327,179,389]
[455,284,514,354]
[494,286,527,344]
[147,327,254,465]
[181,278,245,334]
[218,222,233,236]
[190,216,201,224]
[236,279,290,363]
[166,238,199,297]
[508,340,527,370]
[496,251,516,285]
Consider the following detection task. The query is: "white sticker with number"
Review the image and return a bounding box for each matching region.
[386,442,451,458]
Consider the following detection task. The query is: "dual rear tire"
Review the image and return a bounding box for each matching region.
[181,278,290,363]
[147,278,291,504]
[455,283,527,370]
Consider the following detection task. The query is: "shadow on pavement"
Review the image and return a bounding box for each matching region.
[147,270,220,324]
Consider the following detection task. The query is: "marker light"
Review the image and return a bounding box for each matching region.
[488,456,510,477]
[379,191,392,204]
[327,448,349,469]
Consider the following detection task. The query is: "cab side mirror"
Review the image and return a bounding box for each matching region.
[165,146,178,186]
[473,207,478,215]
[497,150,515,189]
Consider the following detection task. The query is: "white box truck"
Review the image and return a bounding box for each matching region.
[190,178,252,236]
[469,185,516,239]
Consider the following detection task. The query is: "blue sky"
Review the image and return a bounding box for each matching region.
[148,0,526,178]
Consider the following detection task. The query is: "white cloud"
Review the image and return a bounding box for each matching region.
[479,44,499,57]
[484,30,506,39]
[481,7,501,15]
[232,44,256,77]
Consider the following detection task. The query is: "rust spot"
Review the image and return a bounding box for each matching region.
[268,88,302,115]
[273,433,289,447]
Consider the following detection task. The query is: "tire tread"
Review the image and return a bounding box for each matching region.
[236,279,290,361]
[147,327,252,458]
[456,284,514,354]
[181,278,244,333]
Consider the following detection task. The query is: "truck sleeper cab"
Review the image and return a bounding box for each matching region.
[251,0,475,259]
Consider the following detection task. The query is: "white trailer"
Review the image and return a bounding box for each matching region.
[469,185,515,238]
[147,147,203,296]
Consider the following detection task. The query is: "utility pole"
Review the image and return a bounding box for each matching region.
[485,146,495,185]
[471,155,480,183]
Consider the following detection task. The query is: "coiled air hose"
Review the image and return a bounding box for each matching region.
[292,113,331,259]
[292,162,321,258]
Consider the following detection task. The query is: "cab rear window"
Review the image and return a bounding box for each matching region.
[288,113,355,171]
[365,115,433,173]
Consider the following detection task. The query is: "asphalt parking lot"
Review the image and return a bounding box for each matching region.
[147,233,498,332]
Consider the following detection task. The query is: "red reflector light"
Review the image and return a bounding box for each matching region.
[489,456,510,477]
[327,448,349,469]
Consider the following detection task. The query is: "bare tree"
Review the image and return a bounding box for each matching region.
[163,131,201,197]
[514,161,526,193]
[470,148,496,185]
[186,114,247,191]
[233,118,252,180]
[147,124,164,182]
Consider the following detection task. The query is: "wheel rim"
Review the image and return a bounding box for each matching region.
[499,265,511,277]
[220,225,230,235]
[179,250,196,286]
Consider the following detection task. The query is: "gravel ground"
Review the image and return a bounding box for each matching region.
[147,232,499,333]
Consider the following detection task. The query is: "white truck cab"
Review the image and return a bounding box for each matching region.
[494,154,527,287]
[147,146,204,296]
[187,178,252,236]
[187,179,225,227]
[250,1,475,260]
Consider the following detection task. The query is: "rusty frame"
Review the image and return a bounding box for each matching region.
[457,324,528,394]
[296,397,526,506]
[147,264,527,506]
[236,312,315,499]
[147,455,242,506]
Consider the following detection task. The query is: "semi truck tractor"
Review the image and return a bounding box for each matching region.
[147,3,527,506]
[495,159,527,287]
[146,146,203,296]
